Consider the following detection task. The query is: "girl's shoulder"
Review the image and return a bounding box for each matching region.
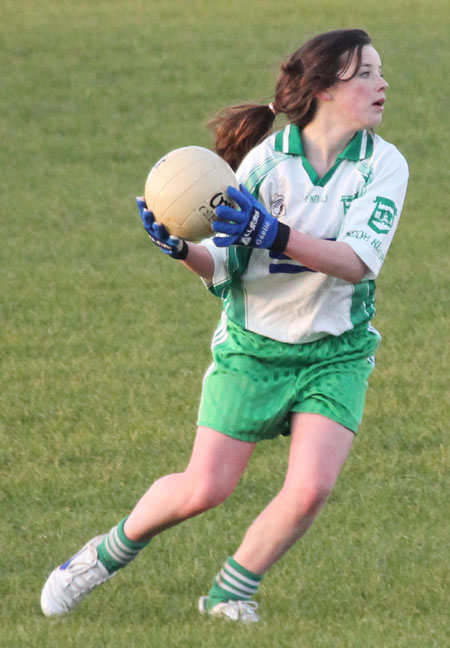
[371,133,409,173]
[236,131,289,186]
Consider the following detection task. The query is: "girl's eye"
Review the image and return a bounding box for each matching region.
[360,71,370,78]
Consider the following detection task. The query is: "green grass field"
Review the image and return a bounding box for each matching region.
[1,1,449,646]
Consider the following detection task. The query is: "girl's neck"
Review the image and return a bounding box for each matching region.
[301,118,357,177]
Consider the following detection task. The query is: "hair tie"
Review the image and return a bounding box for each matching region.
[268,102,279,116]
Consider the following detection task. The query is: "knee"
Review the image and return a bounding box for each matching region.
[299,481,332,516]
[282,479,333,521]
[183,474,234,515]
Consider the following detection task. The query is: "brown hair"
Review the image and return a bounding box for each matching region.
[209,29,371,170]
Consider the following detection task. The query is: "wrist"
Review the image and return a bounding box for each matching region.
[271,222,290,252]
[174,240,189,260]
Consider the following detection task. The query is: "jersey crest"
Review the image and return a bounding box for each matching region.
[271,193,286,218]
[368,196,397,234]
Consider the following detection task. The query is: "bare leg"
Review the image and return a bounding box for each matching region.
[233,413,354,574]
[124,426,256,542]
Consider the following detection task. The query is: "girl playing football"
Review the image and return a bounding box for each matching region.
[41,28,408,623]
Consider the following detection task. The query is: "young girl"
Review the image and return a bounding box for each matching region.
[41,29,408,623]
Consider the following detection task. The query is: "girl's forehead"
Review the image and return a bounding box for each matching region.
[340,45,382,79]
[360,45,383,67]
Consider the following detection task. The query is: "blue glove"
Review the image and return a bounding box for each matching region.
[212,185,290,251]
[136,197,188,260]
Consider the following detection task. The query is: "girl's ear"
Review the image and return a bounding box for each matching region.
[316,89,332,101]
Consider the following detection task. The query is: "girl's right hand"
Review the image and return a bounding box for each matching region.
[136,197,188,260]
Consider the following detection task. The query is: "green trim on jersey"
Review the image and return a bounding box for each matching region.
[301,157,345,187]
[241,152,291,196]
[350,280,376,327]
[207,246,253,301]
[275,125,374,186]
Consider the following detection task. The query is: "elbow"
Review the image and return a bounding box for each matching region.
[346,268,367,284]
[341,248,370,284]
[341,260,370,284]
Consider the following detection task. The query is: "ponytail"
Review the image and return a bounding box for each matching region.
[208,103,276,171]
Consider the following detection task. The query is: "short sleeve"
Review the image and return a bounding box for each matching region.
[338,143,409,279]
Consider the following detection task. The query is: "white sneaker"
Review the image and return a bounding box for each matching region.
[198,596,260,623]
[41,535,113,616]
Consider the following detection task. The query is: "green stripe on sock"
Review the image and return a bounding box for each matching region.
[227,556,263,584]
[207,557,263,608]
[116,517,149,550]
[97,517,150,574]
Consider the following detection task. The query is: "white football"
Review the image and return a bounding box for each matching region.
[144,146,239,241]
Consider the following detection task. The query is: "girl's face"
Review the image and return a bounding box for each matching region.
[326,45,389,130]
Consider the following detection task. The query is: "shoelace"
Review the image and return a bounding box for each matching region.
[236,600,259,620]
[64,546,98,578]
[218,599,259,622]
[62,545,109,598]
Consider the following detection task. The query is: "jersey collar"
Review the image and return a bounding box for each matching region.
[274,124,374,160]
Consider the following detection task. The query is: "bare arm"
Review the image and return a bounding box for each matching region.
[180,231,367,285]
[180,242,215,282]
[285,228,369,284]
[179,231,367,285]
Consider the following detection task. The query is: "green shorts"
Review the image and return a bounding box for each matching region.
[197,318,380,442]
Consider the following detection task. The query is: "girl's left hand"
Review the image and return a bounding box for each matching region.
[213,185,289,252]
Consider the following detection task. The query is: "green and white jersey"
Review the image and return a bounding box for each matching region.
[200,124,409,344]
